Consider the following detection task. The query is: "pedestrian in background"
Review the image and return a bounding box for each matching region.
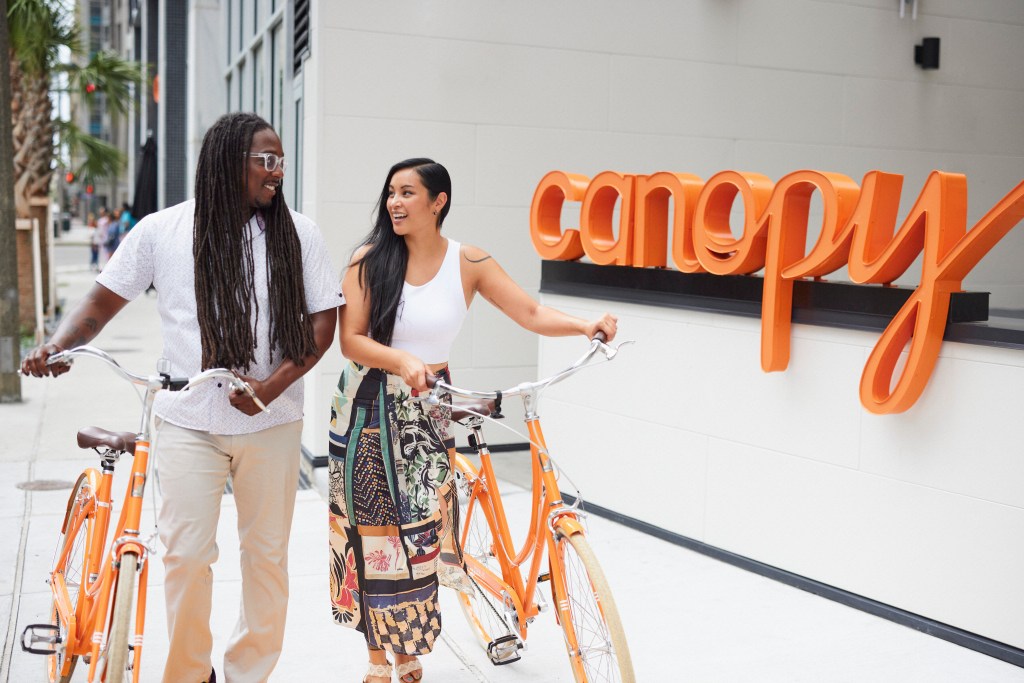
[119,201,135,245]
[87,210,101,271]
[101,207,121,267]
[23,112,341,683]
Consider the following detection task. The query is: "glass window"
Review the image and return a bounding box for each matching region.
[226,0,232,63]
[271,24,284,128]
[253,42,263,113]
[294,97,303,209]
[238,60,246,111]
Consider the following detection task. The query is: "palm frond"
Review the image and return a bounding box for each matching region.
[56,120,125,184]
[8,0,80,75]
[62,51,144,116]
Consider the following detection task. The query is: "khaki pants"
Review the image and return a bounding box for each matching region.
[155,419,302,683]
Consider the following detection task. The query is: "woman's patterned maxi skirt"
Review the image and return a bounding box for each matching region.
[328,362,471,655]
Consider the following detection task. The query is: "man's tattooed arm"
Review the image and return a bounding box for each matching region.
[63,317,100,348]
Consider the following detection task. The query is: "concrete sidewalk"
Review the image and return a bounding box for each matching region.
[3,251,1024,681]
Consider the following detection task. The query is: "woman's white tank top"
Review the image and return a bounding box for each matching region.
[391,239,469,364]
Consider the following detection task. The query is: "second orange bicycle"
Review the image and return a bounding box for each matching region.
[423,333,635,683]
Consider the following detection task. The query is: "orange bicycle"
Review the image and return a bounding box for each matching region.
[20,346,266,682]
[423,333,635,683]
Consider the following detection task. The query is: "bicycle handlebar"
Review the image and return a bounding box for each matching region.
[42,346,269,413]
[425,334,630,403]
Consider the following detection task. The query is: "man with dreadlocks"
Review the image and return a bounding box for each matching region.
[22,112,341,683]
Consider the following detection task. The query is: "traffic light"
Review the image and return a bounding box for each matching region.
[65,171,75,183]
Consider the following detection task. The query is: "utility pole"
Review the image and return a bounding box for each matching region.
[0,0,24,402]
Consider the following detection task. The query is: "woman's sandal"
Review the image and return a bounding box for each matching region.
[395,658,423,683]
[362,661,392,683]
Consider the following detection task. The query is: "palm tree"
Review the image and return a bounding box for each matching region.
[8,0,142,218]
[1,0,142,402]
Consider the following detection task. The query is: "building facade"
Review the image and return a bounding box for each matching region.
[114,0,1024,666]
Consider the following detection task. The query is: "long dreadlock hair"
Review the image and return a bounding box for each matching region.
[193,112,318,370]
[355,158,451,346]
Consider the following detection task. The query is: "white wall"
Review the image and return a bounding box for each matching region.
[537,294,1024,649]
[300,1,1024,645]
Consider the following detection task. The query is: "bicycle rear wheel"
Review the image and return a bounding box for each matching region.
[453,460,516,652]
[550,529,634,683]
[101,552,138,682]
[49,473,95,683]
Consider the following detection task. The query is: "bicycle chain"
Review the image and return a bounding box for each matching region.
[468,571,515,639]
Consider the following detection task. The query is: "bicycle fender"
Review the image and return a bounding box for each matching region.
[112,542,146,565]
[61,468,101,533]
[553,516,585,539]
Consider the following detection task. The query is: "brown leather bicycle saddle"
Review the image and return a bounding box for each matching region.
[450,400,495,422]
[77,427,137,455]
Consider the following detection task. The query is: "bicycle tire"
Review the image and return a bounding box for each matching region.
[453,460,516,651]
[102,552,138,682]
[49,472,94,683]
[551,529,634,683]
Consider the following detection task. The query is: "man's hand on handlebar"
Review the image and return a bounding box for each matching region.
[228,375,271,416]
[21,343,71,378]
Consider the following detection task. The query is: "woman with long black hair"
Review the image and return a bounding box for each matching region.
[328,158,616,683]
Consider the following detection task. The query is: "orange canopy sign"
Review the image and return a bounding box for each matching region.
[530,169,1024,414]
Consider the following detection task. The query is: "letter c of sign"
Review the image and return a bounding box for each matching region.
[530,171,588,261]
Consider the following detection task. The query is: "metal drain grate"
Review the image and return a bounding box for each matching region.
[16,480,75,491]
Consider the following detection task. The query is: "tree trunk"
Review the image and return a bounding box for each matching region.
[11,63,54,219]
[9,34,56,331]
[0,0,23,402]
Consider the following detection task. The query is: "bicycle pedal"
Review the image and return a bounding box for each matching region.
[486,634,523,666]
[20,623,61,655]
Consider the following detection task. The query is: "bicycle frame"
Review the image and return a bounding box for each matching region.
[58,382,159,683]
[454,413,585,639]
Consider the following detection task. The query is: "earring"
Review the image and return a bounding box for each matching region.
[433,210,437,215]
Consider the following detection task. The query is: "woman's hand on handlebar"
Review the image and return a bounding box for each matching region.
[21,343,70,378]
[584,313,618,343]
[396,351,429,393]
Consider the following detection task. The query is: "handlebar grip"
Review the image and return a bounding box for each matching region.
[425,375,437,389]
[166,377,189,391]
[593,330,607,342]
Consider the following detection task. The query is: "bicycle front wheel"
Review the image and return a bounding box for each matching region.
[101,552,138,682]
[453,460,516,651]
[49,472,95,683]
[551,529,634,683]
